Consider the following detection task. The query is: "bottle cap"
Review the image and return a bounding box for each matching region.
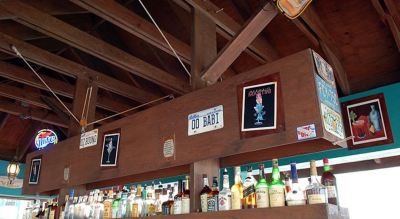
[223,168,228,175]
[272,158,279,167]
[202,174,208,178]
[323,158,329,164]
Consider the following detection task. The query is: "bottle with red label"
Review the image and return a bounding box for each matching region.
[321,158,339,205]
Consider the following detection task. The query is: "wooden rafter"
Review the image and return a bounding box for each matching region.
[295,6,351,95]
[69,0,192,65]
[0,112,9,129]
[16,121,39,161]
[0,61,133,114]
[201,2,277,84]
[175,0,279,63]
[0,1,190,94]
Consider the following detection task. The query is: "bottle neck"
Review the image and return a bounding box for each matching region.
[222,174,230,189]
[184,179,189,191]
[234,172,242,184]
[323,164,331,172]
[203,177,209,187]
[259,167,265,180]
[290,164,299,183]
[271,166,280,181]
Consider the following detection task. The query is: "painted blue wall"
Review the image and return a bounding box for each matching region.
[0,160,25,196]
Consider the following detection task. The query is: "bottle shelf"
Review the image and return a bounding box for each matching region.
[129,204,348,219]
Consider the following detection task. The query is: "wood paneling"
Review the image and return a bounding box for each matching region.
[23,50,343,194]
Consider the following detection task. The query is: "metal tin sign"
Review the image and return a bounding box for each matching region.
[188,105,224,136]
[312,51,335,86]
[315,74,341,113]
[80,129,98,149]
[321,103,345,139]
[34,129,58,149]
[163,139,175,158]
[297,124,317,141]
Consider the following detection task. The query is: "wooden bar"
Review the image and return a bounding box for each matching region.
[23,49,345,195]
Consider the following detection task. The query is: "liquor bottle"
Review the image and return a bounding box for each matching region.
[94,191,104,219]
[103,190,114,218]
[305,160,328,204]
[119,187,128,218]
[45,200,51,219]
[284,173,291,194]
[173,180,183,215]
[200,174,211,212]
[219,169,232,211]
[145,185,156,216]
[286,163,306,206]
[269,159,285,207]
[132,185,144,217]
[63,189,74,219]
[255,163,269,208]
[68,196,77,219]
[154,185,163,215]
[59,194,68,219]
[321,158,339,205]
[181,176,190,214]
[50,199,57,219]
[112,189,121,218]
[231,166,243,210]
[206,177,219,212]
[162,187,174,215]
[142,184,148,216]
[242,166,257,209]
[125,186,135,218]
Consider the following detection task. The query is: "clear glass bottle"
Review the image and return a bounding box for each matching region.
[181,176,190,214]
[286,163,306,206]
[207,177,219,212]
[84,192,94,219]
[242,166,257,209]
[305,160,328,204]
[200,174,211,212]
[255,163,269,208]
[321,158,338,205]
[231,166,243,210]
[94,191,104,219]
[219,169,232,211]
[64,189,74,219]
[173,180,183,215]
[68,196,77,219]
[103,190,114,218]
[154,185,163,215]
[132,185,144,217]
[125,186,135,218]
[162,187,174,215]
[141,185,148,217]
[112,189,121,218]
[119,187,128,218]
[145,185,156,216]
[269,159,285,207]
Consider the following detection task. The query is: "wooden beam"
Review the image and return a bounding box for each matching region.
[69,0,192,65]
[16,121,39,161]
[298,6,351,95]
[384,0,400,27]
[0,1,189,94]
[201,2,277,84]
[0,61,133,114]
[191,8,217,90]
[176,0,279,63]
[0,101,68,128]
[0,112,9,129]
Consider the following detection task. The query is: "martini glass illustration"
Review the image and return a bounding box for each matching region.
[105,139,115,163]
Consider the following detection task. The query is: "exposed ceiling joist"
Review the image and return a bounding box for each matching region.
[0,61,133,114]
[297,6,351,95]
[176,0,279,63]
[70,0,192,65]
[0,1,190,94]
[0,32,160,104]
[0,101,68,128]
[0,112,9,129]
[201,3,277,84]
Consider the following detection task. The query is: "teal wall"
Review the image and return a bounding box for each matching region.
[0,160,25,196]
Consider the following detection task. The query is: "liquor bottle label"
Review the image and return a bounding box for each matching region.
[326,186,337,198]
[269,187,285,207]
[181,197,190,214]
[207,196,219,212]
[200,193,208,212]
[148,203,156,216]
[132,203,139,217]
[173,200,182,215]
[243,185,256,198]
[49,210,55,219]
[218,194,231,211]
[256,187,269,208]
[103,202,112,218]
[308,194,327,204]
[231,191,242,210]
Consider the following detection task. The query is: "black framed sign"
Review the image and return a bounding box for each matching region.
[237,73,284,139]
[29,158,41,185]
[100,129,121,167]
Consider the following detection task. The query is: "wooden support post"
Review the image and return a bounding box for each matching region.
[68,77,98,137]
[190,158,220,213]
[191,8,217,90]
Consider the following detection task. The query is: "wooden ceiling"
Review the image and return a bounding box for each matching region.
[0,0,398,162]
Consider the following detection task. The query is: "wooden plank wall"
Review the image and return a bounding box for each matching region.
[23,49,344,195]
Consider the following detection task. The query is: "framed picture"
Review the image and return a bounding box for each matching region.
[237,73,285,139]
[342,93,393,149]
[29,158,41,185]
[100,129,121,167]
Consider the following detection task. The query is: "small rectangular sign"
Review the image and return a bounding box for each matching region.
[297,124,317,141]
[321,103,345,139]
[312,51,335,86]
[80,129,98,149]
[315,74,341,113]
[188,105,224,136]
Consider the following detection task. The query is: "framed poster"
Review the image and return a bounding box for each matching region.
[29,158,41,185]
[237,73,285,139]
[100,129,121,167]
[342,93,393,149]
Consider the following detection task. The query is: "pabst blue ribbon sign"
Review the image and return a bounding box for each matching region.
[35,129,58,149]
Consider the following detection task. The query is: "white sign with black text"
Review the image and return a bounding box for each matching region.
[188,105,224,136]
[80,129,98,149]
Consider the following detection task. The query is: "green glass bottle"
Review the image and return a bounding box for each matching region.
[268,159,285,207]
[255,163,269,208]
